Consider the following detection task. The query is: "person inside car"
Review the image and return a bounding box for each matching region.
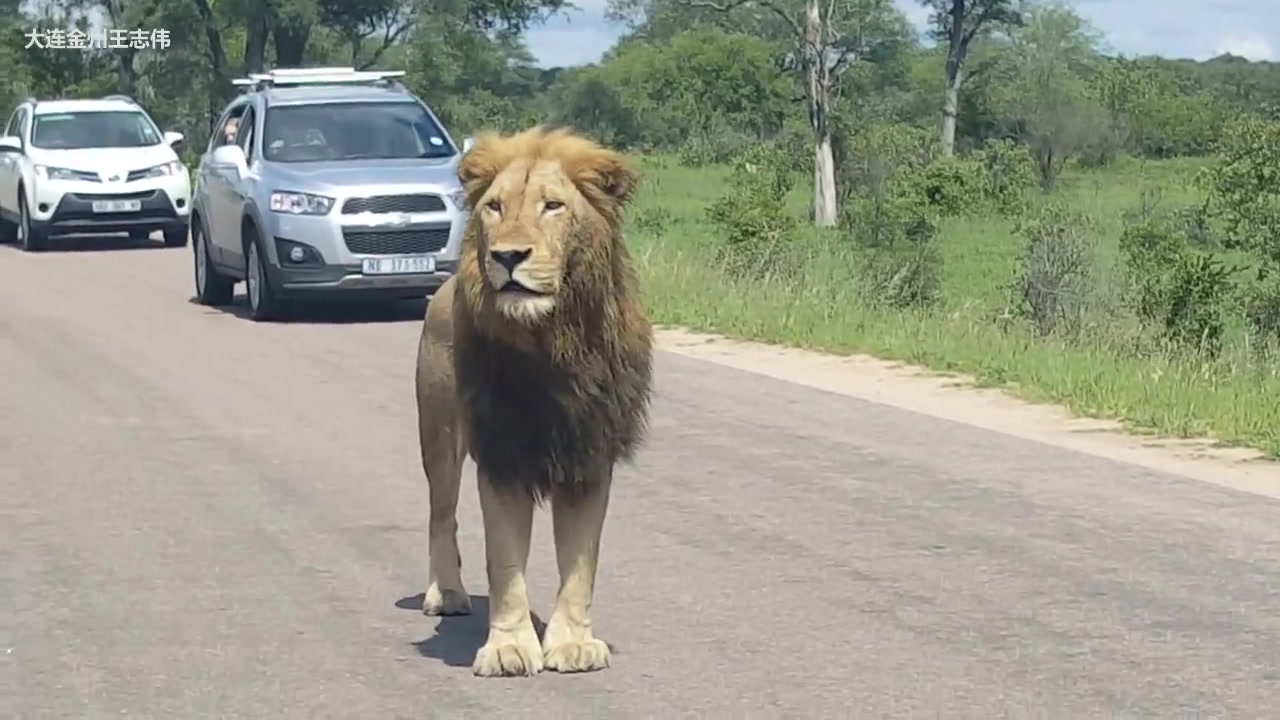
[221,116,240,146]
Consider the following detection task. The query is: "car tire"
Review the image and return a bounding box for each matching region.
[19,193,48,252]
[163,224,188,248]
[193,221,234,306]
[245,236,286,322]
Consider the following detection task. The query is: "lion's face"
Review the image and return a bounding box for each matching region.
[457,127,637,325]
[472,160,580,323]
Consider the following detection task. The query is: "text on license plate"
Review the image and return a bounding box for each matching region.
[362,255,436,275]
[91,199,142,213]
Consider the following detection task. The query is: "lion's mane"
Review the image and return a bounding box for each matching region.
[451,127,654,502]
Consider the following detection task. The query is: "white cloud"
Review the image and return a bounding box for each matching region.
[1215,32,1274,61]
[524,0,1280,67]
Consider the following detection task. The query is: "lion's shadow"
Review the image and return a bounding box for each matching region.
[398,593,546,668]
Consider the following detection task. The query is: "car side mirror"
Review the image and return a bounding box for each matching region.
[0,136,22,153]
[210,144,247,175]
[164,130,184,152]
[462,136,475,153]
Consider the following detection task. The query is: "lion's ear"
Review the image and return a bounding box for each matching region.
[456,132,507,209]
[567,148,639,207]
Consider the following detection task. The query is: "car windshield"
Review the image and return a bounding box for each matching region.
[31,111,161,150]
[262,101,456,163]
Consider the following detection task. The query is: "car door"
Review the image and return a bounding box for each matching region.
[215,103,259,274]
[0,107,25,215]
[202,102,249,268]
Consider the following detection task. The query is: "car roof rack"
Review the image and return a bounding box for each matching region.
[232,67,407,93]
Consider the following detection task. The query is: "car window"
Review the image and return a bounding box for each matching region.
[4,108,21,137]
[262,101,456,163]
[209,104,248,152]
[30,111,161,150]
[236,106,256,160]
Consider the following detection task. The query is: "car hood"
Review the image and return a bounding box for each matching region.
[263,157,462,192]
[30,145,178,174]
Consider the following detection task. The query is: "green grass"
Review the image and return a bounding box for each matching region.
[625,154,1280,457]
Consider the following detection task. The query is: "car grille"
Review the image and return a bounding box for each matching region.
[343,225,451,255]
[70,191,158,201]
[341,194,446,214]
[125,169,152,182]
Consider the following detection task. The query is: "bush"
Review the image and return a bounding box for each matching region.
[678,128,756,168]
[834,123,937,208]
[840,185,943,310]
[705,146,799,279]
[912,156,984,218]
[1009,205,1099,338]
[1118,216,1238,356]
[631,206,674,235]
[1200,106,1280,265]
[971,138,1038,216]
[1240,268,1280,358]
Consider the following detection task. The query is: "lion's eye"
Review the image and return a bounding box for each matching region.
[543,200,564,212]
[485,199,502,213]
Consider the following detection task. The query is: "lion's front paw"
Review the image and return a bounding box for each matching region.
[423,584,471,616]
[472,630,544,677]
[543,638,612,673]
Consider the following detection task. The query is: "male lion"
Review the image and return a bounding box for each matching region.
[415,126,653,677]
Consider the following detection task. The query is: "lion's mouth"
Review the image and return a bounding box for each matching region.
[499,280,546,296]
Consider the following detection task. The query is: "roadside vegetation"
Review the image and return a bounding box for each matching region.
[4,0,1279,454]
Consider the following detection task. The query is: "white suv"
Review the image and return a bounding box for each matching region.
[0,95,192,252]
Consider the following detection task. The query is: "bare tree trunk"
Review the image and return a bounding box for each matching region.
[274,22,312,67]
[804,0,837,227]
[244,15,269,74]
[940,0,968,158]
[941,69,961,157]
[814,133,837,226]
[192,0,232,130]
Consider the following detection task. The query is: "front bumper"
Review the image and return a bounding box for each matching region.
[262,196,467,299]
[29,174,191,235]
[269,255,457,299]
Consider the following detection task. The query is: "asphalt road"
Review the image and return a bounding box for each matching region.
[4,236,1280,719]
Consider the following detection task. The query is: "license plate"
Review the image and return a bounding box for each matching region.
[362,255,436,275]
[91,199,141,213]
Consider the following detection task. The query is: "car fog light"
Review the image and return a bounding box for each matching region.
[289,246,305,262]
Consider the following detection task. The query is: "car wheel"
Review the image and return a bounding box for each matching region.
[163,224,188,248]
[245,237,285,322]
[19,194,47,252]
[193,221,234,306]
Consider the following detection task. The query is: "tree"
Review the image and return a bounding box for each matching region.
[920,0,1022,156]
[668,0,898,227]
[988,2,1110,188]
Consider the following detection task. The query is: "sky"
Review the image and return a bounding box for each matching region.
[524,0,1280,68]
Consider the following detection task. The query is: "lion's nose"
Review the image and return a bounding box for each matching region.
[489,249,531,272]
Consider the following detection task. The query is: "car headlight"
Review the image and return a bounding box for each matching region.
[140,160,184,178]
[446,188,467,210]
[269,191,334,215]
[33,164,82,181]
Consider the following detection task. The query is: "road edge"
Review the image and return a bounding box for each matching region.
[655,327,1280,500]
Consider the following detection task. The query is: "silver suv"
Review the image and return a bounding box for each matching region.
[190,67,472,321]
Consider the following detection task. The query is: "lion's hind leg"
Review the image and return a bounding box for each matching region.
[541,470,614,673]
[420,399,471,617]
[471,469,543,677]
